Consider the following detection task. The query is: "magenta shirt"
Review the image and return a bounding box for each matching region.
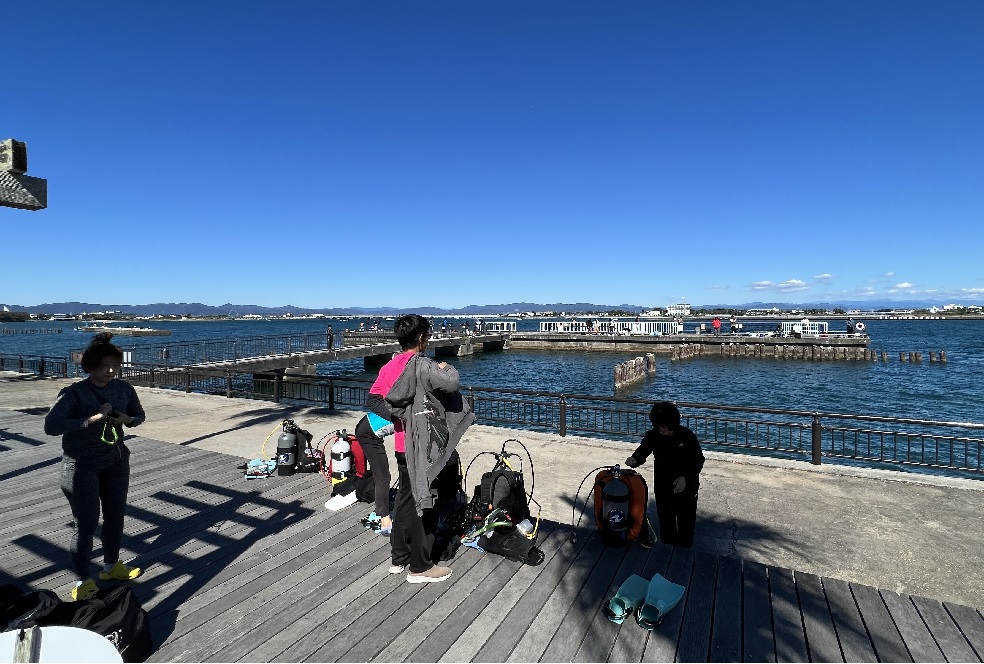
[369,350,415,453]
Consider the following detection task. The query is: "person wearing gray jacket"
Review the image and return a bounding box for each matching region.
[385,316,474,583]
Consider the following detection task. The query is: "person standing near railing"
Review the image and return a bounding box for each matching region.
[43,333,146,600]
[625,401,704,548]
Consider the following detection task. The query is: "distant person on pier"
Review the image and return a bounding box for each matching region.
[712,318,721,335]
[43,333,146,600]
[729,315,738,334]
[625,401,704,548]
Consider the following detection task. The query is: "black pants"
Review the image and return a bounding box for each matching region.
[654,491,698,548]
[391,452,438,573]
[60,447,130,580]
[354,417,392,518]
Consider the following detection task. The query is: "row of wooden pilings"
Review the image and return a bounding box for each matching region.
[1,327,64,335]
[672,344,948,363]
[614,353,656,389]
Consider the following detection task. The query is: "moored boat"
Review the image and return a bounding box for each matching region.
[76,325,172,337]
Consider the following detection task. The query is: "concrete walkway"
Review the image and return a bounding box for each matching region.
[2,374,982,608]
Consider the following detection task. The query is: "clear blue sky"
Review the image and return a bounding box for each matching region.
[4,1,983,309]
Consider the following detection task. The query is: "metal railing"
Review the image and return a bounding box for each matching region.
[6,358,982,476]
[0,354,71,377]
[40,332,337,370]
[117,367,984,476]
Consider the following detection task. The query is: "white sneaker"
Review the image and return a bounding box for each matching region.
[388,563,408,575]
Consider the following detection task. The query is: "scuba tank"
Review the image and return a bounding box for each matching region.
[599,469,631,543]
[276,420,299,476]
[587,465,650,547]
[330,432,353,481]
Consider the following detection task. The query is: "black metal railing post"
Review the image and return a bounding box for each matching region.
[184,369,192,393]
[274,371,283,404]
[328,379,335,410]
[226,371,233,398]
[149,366,156,388]
[559,394,567,437]
[812,413,822,465]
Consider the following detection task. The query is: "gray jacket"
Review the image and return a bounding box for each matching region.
[386,354,474,514]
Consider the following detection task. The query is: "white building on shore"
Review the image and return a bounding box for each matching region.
[666,303,691,317]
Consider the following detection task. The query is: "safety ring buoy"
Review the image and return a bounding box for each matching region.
[854,321,866,333]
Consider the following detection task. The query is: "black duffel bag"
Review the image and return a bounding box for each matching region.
[1,582,152,662]
[0,583,62,631]
[62,585,153,662]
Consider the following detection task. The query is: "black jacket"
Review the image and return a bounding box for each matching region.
[629,426,704,498]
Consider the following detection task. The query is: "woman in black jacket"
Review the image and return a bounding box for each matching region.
[626,401,704,547]
[44,333,145,599]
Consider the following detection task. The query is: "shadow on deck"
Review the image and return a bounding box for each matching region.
[1,411,982,662]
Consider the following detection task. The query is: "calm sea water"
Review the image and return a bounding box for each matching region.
[3,317,982,424]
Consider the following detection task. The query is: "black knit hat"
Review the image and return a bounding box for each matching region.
[649,401,681,429]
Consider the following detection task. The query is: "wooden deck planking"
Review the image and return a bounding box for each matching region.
[147,517,367,655]
[849,583,912,663]
[3,409,983,663]
[2,452,247,574]
[438,523,565,664]
[709,555,742,663]
[945,602,984,660]
[538,537,630,662]
[505,532,605,662]
[824,577,877,663]
[199,534,394,662]
[677,550,718,662]
[880,589,947,663]
[370,552,505,663]
[403,554,514,663]
[769,567,810,662]
[741,560,775,663]
[471,529,594,663]
[911,595,982,663]
[238,530,393,660]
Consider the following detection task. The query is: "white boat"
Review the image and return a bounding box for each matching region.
[77,325,172,337]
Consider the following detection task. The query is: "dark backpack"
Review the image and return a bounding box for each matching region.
[62,585,153,662]
[474,467,530,525]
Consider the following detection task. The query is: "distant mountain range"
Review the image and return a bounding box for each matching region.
[0,298,974,316]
